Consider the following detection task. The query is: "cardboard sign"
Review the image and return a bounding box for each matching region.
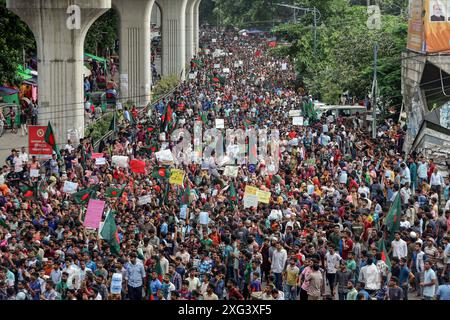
[223,166,239,178]
[30,169,40,178]
[281,63,288,70]
[199,211,209,225]
[243,195,259,208]
[169,169,185,186]
[289,110,301,117]
[189,73,196,80]
[155,149,174,164]
[223,68,230,73]
[214,64,221,69]
[180,205,187,220]
[212,38,217,43]
[63,181,78,194]
[215,119,225,129]
[83,200,106,229]
[293,117,304,126]
[138,195,151,206]
[91,153,104,159]
[257,190,271,204]
[111,156,129,168]
[244,186,259,196]
[95,157,106,165]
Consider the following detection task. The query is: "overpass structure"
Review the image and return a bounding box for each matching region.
[6,0,202,145]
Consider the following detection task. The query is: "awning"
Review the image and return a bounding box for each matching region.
[84,53,108,64]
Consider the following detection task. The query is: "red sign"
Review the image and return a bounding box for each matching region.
[29,126,52,159]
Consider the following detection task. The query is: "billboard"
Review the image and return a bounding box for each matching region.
[407,0,425,52]
[424,0,450,52]
[28,126,52,159]
[407,0,450,53]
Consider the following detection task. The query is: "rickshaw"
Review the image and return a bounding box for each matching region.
[0,103,21,133]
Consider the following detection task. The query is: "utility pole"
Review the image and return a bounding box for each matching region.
[313,7,317,57]
[372,42,378,139]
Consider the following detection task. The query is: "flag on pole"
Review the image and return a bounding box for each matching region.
[109,112,117,132]
[100,210,120,256]
[44,122,61,159]
[181,183,191,205]
[384,192,402,240]
[71,187,97,204]
[377,238,391,269]
[229,182,238,208]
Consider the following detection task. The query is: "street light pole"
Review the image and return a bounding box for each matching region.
[372,42,378,139]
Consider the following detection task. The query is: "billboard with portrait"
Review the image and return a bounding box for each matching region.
[424,0,450,52]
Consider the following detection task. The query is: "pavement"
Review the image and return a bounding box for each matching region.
[0,130,29,162]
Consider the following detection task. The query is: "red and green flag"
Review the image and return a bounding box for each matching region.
[209,74,225,86]
[385,192,402,240]
[100,210,120,256]
[152,167,169,180]
[377,238,391,270]
[161,103,174,133]
[72,187,97,204]
[181,183,191,205]
[44,122,61,159]
[191,59,203,68]
[105,186,125,198]
[229,182,238,208]
[19,184,38,199]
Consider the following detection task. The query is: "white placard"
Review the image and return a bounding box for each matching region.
[63,181,78,194]
[223,166,239,178]
[223,68,230,73]
[215,119,225,129]
[189,73,196,79]
[234,62,239,68]
[159,133,166,141]
[155,149,174,164]
[289,110,301,117]
[212,38,217,43]
[112,156,129,168]
[214,64,221,69]
[138,195,151,206]
[234,37,238,40]
[292,117,304,126]
[239,60,243,66]
[199,211,209,225]
[243,195,259,208]
[30,169,40,178]
[95,157,106,165]
[180,205,187,219]
[281,63,287,70]
[110,273,123,295]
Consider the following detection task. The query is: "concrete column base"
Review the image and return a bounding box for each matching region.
[7,0,111,146]
[113,0,154,107]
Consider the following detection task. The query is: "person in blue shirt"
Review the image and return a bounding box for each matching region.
[437,276,450,300]
[398,258,411,300]
[356,281,370,300]
[149,271,162,300]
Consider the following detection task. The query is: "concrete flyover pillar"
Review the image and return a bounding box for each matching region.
[113,0,154,107]
[185,0,196,62]
[6,0,111,146]
[193,0,201,54]
[159,0,188,80]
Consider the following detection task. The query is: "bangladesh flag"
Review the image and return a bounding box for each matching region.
[19,184,38,199]
[105,186,125,198]
[109,112,117,132]
[152,167,169,180]
[161,103,174,133]
[71,187,97,204]
[44,122,61,159]
[191,59,203,68]
[229,182,237,207]
[181,184,191,205]
[209,74,225,86]
[385,192,402,240]
[377,238,391,270]
[100,210,120,256]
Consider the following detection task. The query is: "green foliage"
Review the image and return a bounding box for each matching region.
[85,112,114,142]
[84,10,119,56]
[273,1,407,110]
[0,0,36,84]
[152,75,180,101]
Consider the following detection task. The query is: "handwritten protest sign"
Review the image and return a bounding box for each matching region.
[112,156,129,168]
[199,212,209,225]
[83,200,105,229]
[289,110,301,117]
[169,169,185,186]
[223,166,239,178]
[138,195,151,206]
[257,190,271,204]
[243,195,259,208]
[63,181,78,194]
[215,119,225,129]
[244,186,258,196]
[293,117,304,126]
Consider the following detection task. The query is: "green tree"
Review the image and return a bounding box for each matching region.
[84,10,119,56]
[0,0,36,84]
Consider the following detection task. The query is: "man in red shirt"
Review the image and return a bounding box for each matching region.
[227,279,244,300]
[341,230,354,260]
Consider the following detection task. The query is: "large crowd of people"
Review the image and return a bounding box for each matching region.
[0,28,449,301]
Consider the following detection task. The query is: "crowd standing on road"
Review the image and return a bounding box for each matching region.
[0,28,449,301]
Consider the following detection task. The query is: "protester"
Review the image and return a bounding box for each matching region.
[0,27,448,302]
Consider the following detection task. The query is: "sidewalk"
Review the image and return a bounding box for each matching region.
[0,131,28,162]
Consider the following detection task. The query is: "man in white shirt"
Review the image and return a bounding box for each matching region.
[271,242,287,291]
[417,158,428,185]
[390,232,408,260]
[359,258,380,294]
[325,246,342,296]
[13,154,23,173]
[430,168,444,201]
[19,147,29,163]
